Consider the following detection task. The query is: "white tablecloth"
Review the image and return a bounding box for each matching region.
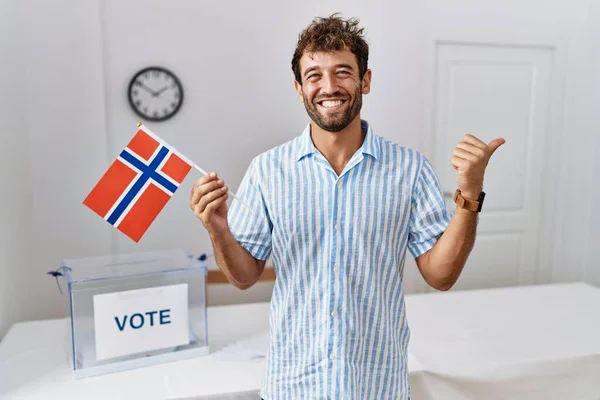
[0,303,270,399]
[405,282,600,400]
[1,282,600,399]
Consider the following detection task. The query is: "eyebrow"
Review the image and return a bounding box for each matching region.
[303,63,355,77]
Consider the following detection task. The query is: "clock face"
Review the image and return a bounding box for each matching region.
[127,67,183,122]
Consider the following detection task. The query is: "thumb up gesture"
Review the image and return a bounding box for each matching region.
[451,134,505,200]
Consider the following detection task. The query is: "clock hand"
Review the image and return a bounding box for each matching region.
[137,82,159,96]
[150,95,173,107]
[153,86,169,97]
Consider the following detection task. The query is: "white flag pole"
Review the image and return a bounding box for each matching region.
[136,122,254,213]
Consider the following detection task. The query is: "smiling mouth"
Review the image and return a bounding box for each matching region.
[316,99,347,110]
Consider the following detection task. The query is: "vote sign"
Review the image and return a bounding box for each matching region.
[93,283,190,361]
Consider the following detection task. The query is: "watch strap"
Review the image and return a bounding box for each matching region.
[453,189,485,212]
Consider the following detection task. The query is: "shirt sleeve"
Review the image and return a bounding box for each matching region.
[407,155,453,259]
[227,157,273,261]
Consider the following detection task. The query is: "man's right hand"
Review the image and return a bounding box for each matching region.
[190,172,230,238]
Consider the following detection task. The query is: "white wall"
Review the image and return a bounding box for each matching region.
[0,0,115,339]
[0,0,30,340]
[551,0,600,285]
[582,1,600,288]
[100,0,394,258]
[1,0,599,339]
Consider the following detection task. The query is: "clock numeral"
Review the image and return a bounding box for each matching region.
[171,102,177,108]
[171,83,177,89]
[135,100,141,107]
[174,92,180,99]
[134,81,143,87]
[144,107,148,113]
[163,108,169,115]
[133,89,139,96]
[153,111,159,118]
[153,70,160,77]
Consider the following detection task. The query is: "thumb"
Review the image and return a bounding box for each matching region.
[488,138,505,156]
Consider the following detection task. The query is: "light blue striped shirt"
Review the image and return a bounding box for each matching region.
[228,120,452,399]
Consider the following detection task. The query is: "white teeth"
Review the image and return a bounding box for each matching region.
[320,100,343,108]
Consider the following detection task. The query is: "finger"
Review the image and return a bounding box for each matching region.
[194,189,228,218]
[456,142,486,159]
[196,184,228,215]
[488,138,506,156]
[198,171,219,186]
[190,179,225,208]
[204,192,229,216]
[190,172,218,196]
[451,156,468,170]
[453,148,478,163]
[192,180,225,211]
[462,134,487,150]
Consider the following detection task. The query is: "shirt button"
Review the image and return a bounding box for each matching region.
[334,224,340,231]
[330,352,336,360]
[331,310,337,317]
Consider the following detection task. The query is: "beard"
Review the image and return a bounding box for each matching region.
[303,85,363,132]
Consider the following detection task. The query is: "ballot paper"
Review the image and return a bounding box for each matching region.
[213,331,269,362]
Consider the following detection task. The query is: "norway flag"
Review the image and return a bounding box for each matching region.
[83,124,192,242]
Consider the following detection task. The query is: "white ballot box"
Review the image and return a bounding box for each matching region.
[58,248,209,379]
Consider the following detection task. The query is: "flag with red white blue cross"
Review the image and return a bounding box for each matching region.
[83,124,192,242]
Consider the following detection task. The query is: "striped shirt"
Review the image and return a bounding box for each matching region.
[228,119,452,399]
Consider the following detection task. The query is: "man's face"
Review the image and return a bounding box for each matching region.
[295,49,371,132]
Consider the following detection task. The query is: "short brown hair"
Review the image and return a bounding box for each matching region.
[291,13,369,84]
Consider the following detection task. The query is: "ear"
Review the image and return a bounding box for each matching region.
[294,80,304,102]
[361,69,372,95]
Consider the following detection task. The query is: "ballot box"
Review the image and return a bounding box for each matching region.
[58,248,209,379]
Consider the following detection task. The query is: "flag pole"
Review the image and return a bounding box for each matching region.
[135,122,254,213]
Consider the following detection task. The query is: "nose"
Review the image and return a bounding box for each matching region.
[320,73,339,94]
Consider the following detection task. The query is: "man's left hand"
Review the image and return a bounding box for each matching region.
[451,134,505,199]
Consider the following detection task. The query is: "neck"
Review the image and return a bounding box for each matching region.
[310,116,365,176]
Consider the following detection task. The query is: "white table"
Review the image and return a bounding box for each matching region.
[2,282,600,399]
[405,282,600,400]
[0,303,270,399]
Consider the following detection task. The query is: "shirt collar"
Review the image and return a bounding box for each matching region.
[360,119,380,160]
[296,119,380,161]
[296,123,316,161]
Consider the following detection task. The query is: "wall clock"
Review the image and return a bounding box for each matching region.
[127,66,184,122]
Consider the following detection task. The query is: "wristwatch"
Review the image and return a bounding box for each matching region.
[453,189,485,212]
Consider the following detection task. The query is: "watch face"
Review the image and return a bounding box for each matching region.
[128,67,183,122]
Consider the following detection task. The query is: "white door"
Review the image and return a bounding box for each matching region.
[431,42,554,291]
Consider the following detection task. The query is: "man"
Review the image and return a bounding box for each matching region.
[190,13,504,400]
